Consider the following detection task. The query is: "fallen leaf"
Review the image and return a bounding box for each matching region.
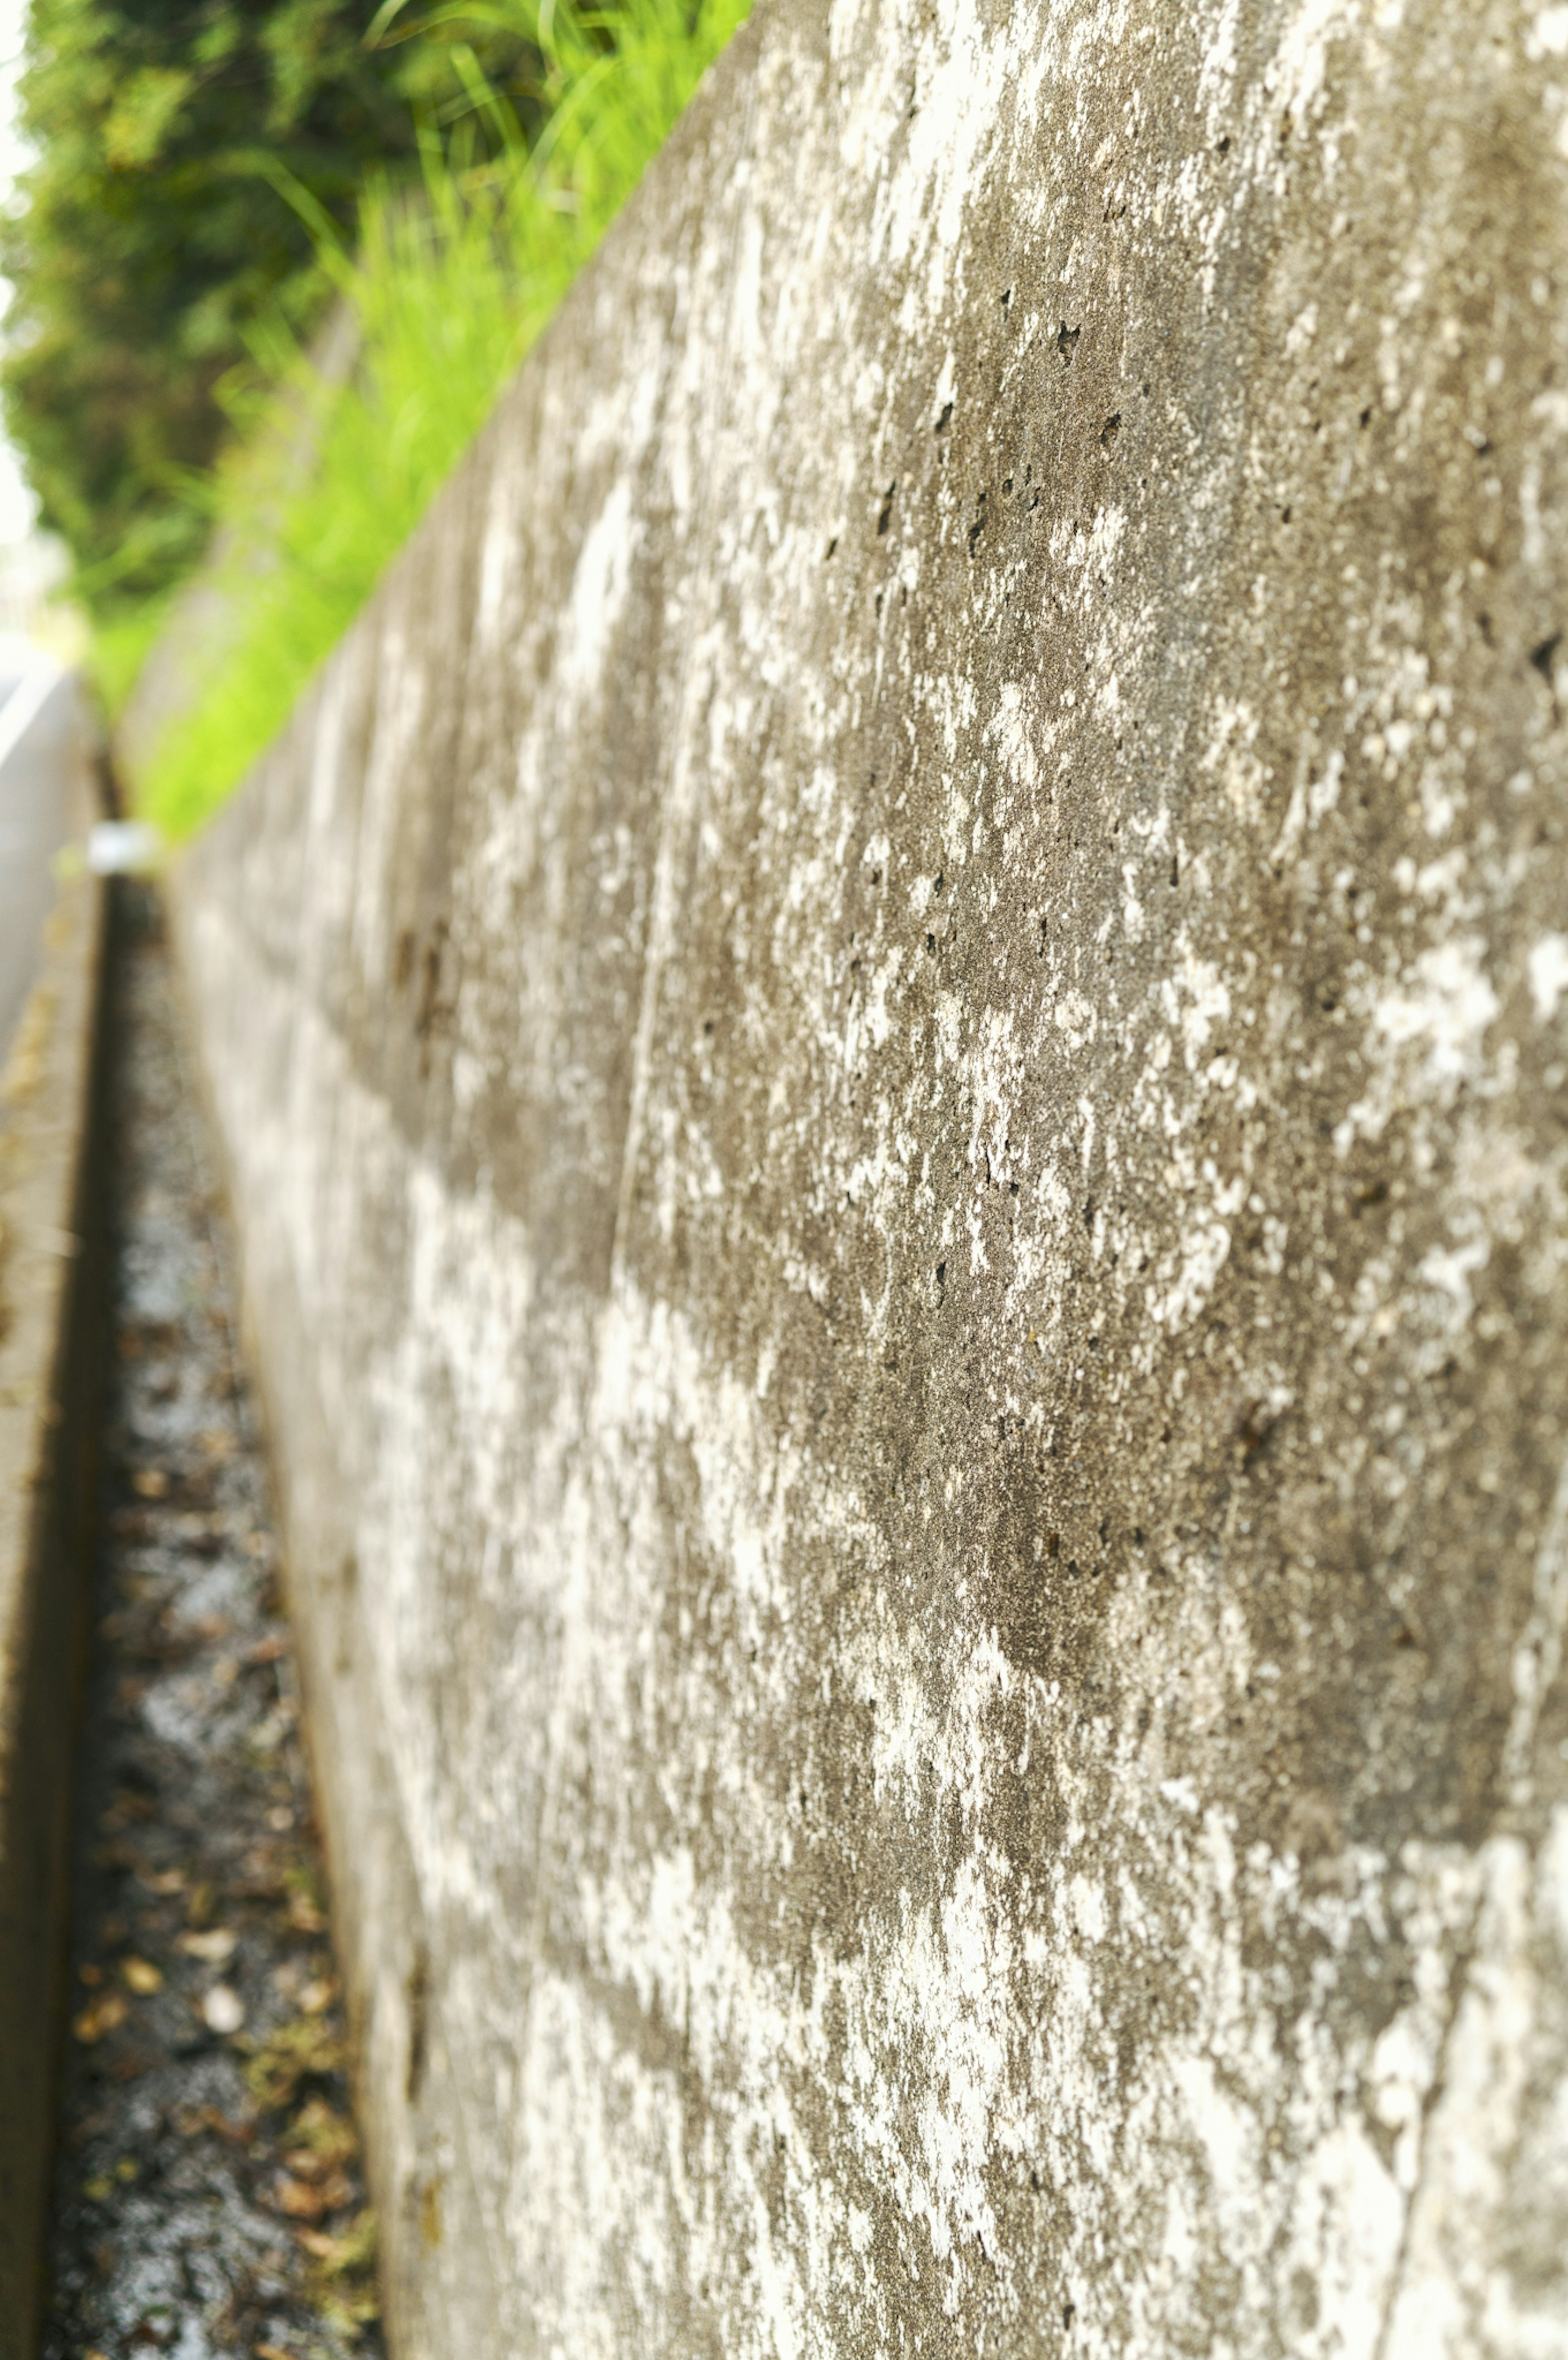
[121,1956,163,1994]
[244,2017,344,2111]
[131,1469,168,1499]
[321,2290,381,2334]
[283,2153,353,2205]
[286,1892,326,1935]
[177,1927,237,1964]
[174,2101,255,2143]
[275,2173,329,2221]
[318,2276,382,2334]
[138,1867,185,1896]
[255,2344,295,2360]
[102,1789,156,1828]
[287,2098,357,2170]
[234,1867,286,1900]
[73,1993,128,2044]
[299,1978,336,2016]
[303,2205,378,2279]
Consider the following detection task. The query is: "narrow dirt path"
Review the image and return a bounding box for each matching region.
[42,887,383,2360]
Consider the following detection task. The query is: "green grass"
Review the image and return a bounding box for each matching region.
[131,0,751,840]
[91,591,178,722]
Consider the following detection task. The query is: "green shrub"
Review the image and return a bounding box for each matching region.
[135,0,750,839]
[91,593,177,723]
[1,0,546,607]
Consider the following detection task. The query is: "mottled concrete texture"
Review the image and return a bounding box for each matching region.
[168,2,1568,2351]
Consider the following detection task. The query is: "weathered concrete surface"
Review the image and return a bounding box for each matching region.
[0,680,107,2357]
[0,658,77,1069]
[166,2,1568,2351]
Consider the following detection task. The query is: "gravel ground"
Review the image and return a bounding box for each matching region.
[43,887,383,2360]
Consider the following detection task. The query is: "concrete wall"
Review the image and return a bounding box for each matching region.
[0,686,109,2356]
[1,667,93,1064]
[167,1,1568,2351]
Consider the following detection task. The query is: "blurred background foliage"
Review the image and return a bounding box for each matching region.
[0,0,748,834]
[0,0,547,609]
[134,0,751,839]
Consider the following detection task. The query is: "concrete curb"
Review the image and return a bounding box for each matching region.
[0,696,111,2360]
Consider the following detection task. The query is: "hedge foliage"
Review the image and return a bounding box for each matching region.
[139,0,751,838]
[0,0,542,607]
